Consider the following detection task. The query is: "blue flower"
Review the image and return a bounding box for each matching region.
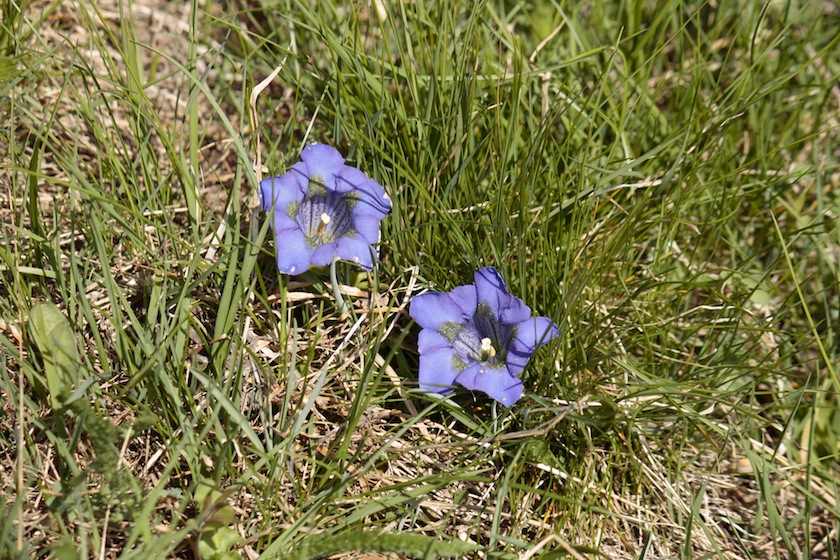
[260,144,391,275]
[409,267,559,406]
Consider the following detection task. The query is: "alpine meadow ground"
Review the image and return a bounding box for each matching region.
[1,1,839,559]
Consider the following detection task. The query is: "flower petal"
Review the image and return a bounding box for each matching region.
[308,242,339,268]
[300,144,345,186]
[336,165,369,194]
[270,196,304,235]
[474,267,532,324]
[456,365,523,407]
[274,227,315,275]
[512,316,559,352]
[352,214,385,245]
[507,316,559,375]
[335,235,376,269]
[260,166,307,215]
[348,177,391,216]
[418,329,451,353]
[450,325,483,364]
[409,285,477,331]
[447,285,478,317]
[505,352,530,377]
[452,363,482,390]
[474,371,524,407]
[418,346,460,394]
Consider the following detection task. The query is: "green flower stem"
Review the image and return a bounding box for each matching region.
[330,257,349,314]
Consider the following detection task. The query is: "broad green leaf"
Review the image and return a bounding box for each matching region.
[28,302,82,408]
[198,526,242,560]
[0,56,17,86]
[195,481,237,526]
[194,480,242,560]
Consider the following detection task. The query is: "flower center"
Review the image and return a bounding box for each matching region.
[296,184,355,246]
[473,302,514,358]
[440,321,508,370]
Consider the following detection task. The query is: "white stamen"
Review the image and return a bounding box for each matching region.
[481,337,496,358]
[316,212,331,236]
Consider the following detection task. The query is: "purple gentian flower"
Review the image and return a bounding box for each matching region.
[409,267,559,406]
[260,144,391,275]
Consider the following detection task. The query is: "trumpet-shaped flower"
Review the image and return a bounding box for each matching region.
[409,267,559,406]
[260,144,391,275]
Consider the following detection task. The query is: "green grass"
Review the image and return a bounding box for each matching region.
[1,0,839,558]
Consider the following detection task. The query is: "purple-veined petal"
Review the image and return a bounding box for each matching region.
[449,325,484,364]
[409,286,476,331]
[474,267,532,324]
[319,193,354,239]
[300,144,345,185]
[260,166,307,215]
[275,227,315,275]
[334,235,376,269]
[418,329,451,353]
[418,346,460,394]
